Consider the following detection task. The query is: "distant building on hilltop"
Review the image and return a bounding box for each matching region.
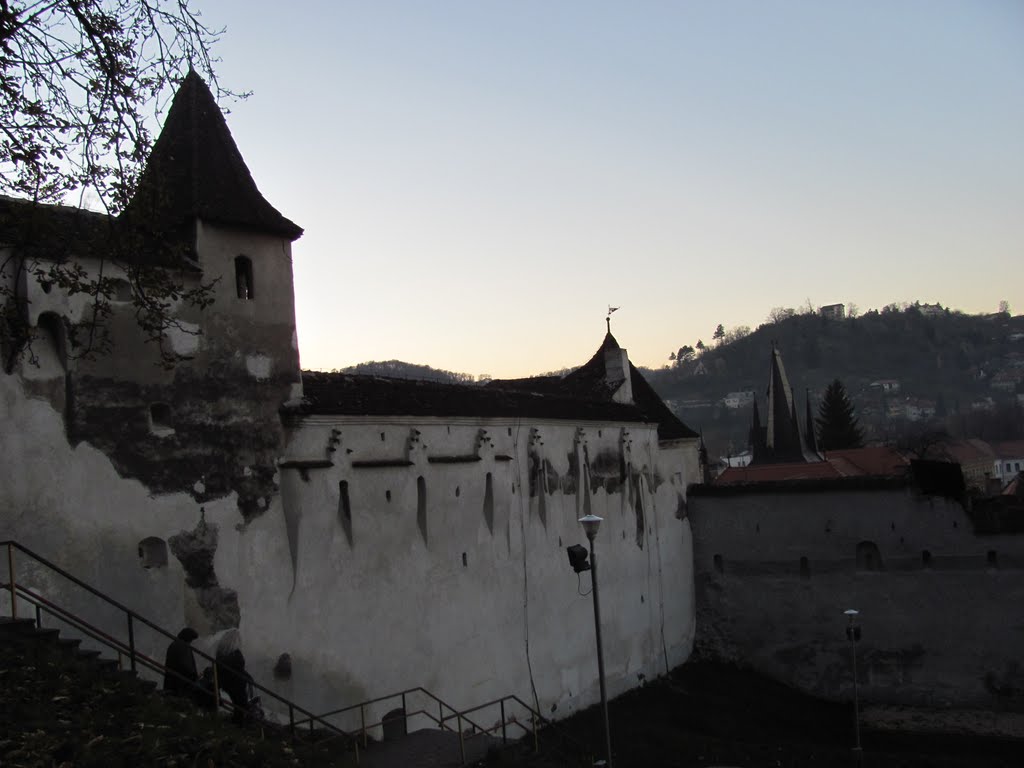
[819,303,845,320]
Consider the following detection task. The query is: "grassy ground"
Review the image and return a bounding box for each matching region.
[0,639,356,768]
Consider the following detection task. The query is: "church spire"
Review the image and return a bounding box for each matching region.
[805,389,819,455]
[750,345,815,464]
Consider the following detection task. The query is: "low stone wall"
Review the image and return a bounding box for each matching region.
[689,482,1024,710]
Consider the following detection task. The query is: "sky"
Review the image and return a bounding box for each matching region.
[199,1,1023,378]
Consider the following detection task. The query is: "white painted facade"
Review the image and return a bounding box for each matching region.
[1,362,699,725]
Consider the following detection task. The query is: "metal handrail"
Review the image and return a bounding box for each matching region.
[1,539,360,760]
[301,684,551,766]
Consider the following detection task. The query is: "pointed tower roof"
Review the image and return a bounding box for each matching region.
[805,390,819,454]
[749,345,814,464]
[749,397,765,462]
[126,70,302,243]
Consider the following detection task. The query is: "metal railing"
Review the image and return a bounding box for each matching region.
[1,539,360,762]
[4,539,593,766]
[296,686,544,764]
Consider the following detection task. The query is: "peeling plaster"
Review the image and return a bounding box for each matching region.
[246,354,273,380]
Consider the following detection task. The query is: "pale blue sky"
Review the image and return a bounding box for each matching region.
[202,1,1023,377]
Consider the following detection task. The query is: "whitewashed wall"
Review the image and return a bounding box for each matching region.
[219,416,697,726]
[2,367,698,725]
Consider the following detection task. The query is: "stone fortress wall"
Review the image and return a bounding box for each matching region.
[688,481,1024,710]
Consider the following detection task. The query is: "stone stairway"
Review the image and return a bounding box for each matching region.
[0,615,149,686]
[359,727,502,768]
[1,616,512,767]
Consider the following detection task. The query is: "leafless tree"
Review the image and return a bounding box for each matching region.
[1,0,235,369]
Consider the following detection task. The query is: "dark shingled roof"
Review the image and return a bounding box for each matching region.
[125,70,302,243]
[296,333,698,441]
[2,72,300,269]
[0,195,112,262]
[489,333,697,441]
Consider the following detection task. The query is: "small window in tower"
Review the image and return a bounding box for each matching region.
[149,403,174,437]
[235,256,254,300]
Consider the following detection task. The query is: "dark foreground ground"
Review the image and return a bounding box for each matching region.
[3,633,1021,768]
[489,662,1024,768]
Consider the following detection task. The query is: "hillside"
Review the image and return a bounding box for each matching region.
[643,307,1024,459]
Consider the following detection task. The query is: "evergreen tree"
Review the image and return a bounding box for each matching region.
[816,379,864,450]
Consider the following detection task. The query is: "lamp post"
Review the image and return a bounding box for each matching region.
[844,608,863,767]
[579,514,612,768]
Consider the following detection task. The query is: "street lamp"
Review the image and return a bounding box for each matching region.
[579,514,612,768]
[844,608,863,767]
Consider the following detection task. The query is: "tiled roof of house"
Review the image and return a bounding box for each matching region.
[125,70,302,243]
[713,461,842,485]
[991,440,1024,460]
[934,438,996,465]
[295,333,698,440]
[712,446,910,486]
[825,447,911,477]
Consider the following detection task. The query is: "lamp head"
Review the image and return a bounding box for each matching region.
[579,514,603,541]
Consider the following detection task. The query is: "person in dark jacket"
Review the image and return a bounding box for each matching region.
[163,627,199,695]
[216,646,258,723]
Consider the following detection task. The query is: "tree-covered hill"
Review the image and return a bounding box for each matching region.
[643,306,1024,457]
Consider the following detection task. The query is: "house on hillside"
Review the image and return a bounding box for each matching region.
[930,439,997,493]
[1,72,700,723]
[870,379,901,394]
[722,390,755,409]
[819,303,845,320]
[991,441,1024,486]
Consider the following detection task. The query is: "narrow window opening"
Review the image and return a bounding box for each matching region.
[507,427,512,436]
[537,470,548,528]
[385,489,391,503]
[987,550,998,569]
[856,541,884,572]
[483,472,494,533]
[338,481,353,546]
[713,554,724,575]
[455,485,460,498]
[380,432,385,441]
[37,312,68,373]
[799,556,810,580]
[462,552,467,567]
[111,279,132,302]
[138,537,168,569]
[235,255,254,299]
[149,403,174,436]
[634,476,645,549]
[417,476,428,545]
[922,550,933,568]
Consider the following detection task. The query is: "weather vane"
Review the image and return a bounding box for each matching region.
[606,305,619,333]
